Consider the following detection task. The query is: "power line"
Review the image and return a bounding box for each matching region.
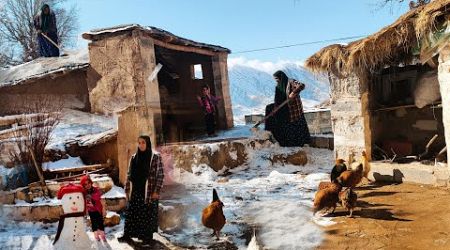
[232,35,366,54]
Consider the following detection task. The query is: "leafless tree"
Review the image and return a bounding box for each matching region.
[8,96,63,193]
[0,0,78,66]
[377,0,431,10]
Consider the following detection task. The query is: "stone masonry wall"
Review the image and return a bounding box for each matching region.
[438,44,450,171]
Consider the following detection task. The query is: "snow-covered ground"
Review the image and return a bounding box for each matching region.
[163,146,334,249]
[47,109,117,151]
[0,145,334,250]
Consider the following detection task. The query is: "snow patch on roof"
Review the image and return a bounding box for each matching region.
[0,50,89,87]
[42,157,85,172]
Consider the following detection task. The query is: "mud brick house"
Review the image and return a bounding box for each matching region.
[82,24,233,142]
[0,51,90,115]
[0,24,234,185]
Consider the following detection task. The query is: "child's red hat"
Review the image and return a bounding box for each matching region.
[80,175,92,187]
[57,183,85,199]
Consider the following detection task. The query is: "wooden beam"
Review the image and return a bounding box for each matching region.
[153,39,219,56]
[46,168,108,182]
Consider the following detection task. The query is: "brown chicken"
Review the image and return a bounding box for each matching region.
[313,180,342,215]
[337,151,367,189]
[317,181,333,191]
[339,188,357,217]
[202,189,226,239]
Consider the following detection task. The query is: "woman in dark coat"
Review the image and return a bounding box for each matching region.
[265,70,311,147]
[119,135,164,246]
[34,4,60,57]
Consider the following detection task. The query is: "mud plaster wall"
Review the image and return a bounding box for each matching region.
[86,30,157,114]
[69,138,119,184]
[117,106,156,185]
[330,74,369,165]
[438,44,450,170]
[0,70,89,115]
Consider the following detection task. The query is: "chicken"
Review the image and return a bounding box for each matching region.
[337,162,363,188]
[339,188,357,217]
[330,159,347,182]
[202,189,226,239]
[313,180,342,215]
[317,181,333,191]
[247,228,262,250]
[337,151,367,189]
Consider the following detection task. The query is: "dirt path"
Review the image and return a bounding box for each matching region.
[317,181,450,250]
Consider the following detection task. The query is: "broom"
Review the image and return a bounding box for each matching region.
[251,81,304,131]
[40,33,68,56]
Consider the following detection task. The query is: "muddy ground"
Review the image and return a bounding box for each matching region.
[317,181,450,250]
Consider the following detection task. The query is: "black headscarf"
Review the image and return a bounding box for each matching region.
[129,135,153,183]
[273,70,289,104]
[272,70,290,123]
[41,4,51,33]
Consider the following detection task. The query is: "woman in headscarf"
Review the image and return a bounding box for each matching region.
[118,135,164,246]
[34,4,60,57]
[265,70,311,147]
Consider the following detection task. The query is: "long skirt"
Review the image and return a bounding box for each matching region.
[37,32,60,57]
[123,188,159,241]
[265,103,311,147]
[205,113,216,135]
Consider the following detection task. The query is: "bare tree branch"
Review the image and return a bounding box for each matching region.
[0,0,79,66]
[8,96,63,191]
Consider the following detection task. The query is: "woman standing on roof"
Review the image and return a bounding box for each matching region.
[265,70,311,147]
[34,4,60,57]
[118,135,164,246]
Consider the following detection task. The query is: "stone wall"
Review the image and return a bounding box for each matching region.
[304,109,332,134]
[330,75,368,162]
[438,44,450,170]
[0,70,89,115]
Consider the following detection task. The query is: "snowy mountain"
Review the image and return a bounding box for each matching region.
[228,61,330,124]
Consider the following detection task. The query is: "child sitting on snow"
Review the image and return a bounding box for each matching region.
[196,85,221,137]
[80,175,107,242]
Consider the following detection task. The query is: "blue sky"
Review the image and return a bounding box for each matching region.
[68,0,409,63]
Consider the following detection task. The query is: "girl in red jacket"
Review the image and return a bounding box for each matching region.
[80,175,106,242]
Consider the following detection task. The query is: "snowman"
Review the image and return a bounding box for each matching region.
[53,183,95,250]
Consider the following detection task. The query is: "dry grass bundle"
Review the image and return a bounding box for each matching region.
[305,0,450,78]
[305,44,349,77]
[415,0,450,39]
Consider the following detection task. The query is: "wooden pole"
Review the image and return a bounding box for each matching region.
[28,146,49,197]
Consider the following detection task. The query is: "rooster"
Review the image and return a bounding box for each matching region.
[313,179,342,215]
[339,188,357,217]
[202,189,226,239]
[330,159,347,182]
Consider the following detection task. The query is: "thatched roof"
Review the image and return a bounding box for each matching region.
[82,24,231,53]
[305,0,450,78]
[0,50,89,88]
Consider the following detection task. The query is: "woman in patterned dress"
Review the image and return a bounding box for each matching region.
[118,135,164,246]
[265,70,311,147]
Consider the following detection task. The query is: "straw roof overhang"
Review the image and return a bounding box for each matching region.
[305,0,450,78]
